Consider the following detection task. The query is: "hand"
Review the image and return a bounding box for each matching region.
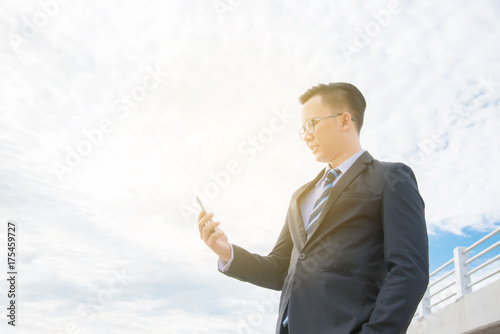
[197,210,231,262]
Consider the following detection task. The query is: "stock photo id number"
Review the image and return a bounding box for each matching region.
[6,220,18,327]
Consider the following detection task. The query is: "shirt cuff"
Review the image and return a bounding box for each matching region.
[218,244,234,272]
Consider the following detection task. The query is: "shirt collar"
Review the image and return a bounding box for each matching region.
[315,149,366,187]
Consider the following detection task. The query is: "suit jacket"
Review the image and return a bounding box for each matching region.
[222,151,429,334]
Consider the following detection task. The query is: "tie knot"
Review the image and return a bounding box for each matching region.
[325,168,341,186]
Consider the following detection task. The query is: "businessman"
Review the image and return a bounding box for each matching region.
[198,82,429,334]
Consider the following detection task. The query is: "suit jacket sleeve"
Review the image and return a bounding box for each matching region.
[361,163,429,333]
[219,214,293,291]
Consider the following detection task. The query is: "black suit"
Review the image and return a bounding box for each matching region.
[222,151,429,334]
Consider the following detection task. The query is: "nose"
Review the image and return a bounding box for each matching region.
[303,132,314,142]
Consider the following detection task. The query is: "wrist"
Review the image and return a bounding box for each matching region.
[220,244,232,263]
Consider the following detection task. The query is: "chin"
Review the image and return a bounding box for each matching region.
[315,153,333,164]
[313,154,327,163]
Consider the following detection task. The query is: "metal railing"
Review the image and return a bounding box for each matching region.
[414,227,500,319]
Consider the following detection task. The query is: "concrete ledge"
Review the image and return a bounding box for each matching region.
[462,320,500,334]
[407,278,500,334]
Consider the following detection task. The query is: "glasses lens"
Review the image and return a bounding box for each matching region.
[305,120,314,134]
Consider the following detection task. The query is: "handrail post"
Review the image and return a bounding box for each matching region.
[453,246,471,299]
[418,288,430,317]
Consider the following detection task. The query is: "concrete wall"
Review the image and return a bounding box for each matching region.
[407,278,500,334]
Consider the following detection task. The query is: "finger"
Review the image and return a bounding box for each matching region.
[197,210,206,235]
[197,210,206,221]
[207,229,225,247]
[197,211,213,225]
[202,221,220,242]
[197,210,214,222]
[198,212,214,237]
[202,220,220,241]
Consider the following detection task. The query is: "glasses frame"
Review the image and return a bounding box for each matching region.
[298,113,355,140]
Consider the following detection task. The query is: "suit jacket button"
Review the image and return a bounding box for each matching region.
[299,253,306,260]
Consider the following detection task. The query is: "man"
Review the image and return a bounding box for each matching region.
[198,82,429,334]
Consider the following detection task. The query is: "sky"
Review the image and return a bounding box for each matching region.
[1,0,499,333]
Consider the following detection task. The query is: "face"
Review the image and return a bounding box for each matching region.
[301,95,346,164]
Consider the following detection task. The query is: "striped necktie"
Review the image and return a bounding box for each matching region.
[306,168,341,239]
[282,170,341,329]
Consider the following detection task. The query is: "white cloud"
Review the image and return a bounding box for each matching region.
[1,0,499,332]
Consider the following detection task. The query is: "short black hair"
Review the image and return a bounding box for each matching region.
[299,82,366,133]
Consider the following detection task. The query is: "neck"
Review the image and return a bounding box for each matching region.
[328,142,362,169]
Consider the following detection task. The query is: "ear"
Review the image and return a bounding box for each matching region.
[340,112,354,131]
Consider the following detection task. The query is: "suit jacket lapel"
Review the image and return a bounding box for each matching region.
[305,151,374,243]
[291,168,326,244]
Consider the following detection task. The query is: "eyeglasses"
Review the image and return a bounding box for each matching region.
[298,113,355,140]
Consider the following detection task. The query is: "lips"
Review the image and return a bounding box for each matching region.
[309,144,319,153]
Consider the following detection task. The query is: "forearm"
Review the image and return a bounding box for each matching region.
[220,220,293,291]
[222,244,290,291]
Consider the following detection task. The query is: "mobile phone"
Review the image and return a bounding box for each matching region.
[196,196,216,232]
